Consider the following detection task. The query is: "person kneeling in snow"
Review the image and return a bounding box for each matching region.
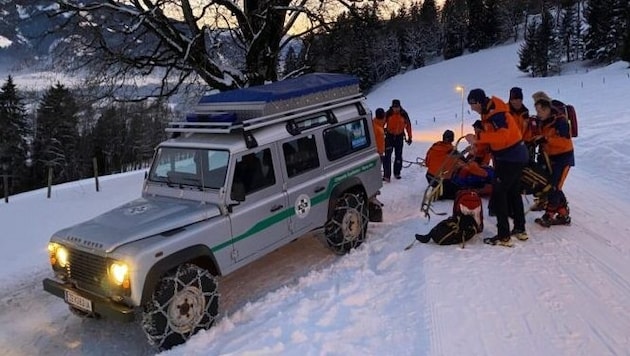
[424,130,460,200]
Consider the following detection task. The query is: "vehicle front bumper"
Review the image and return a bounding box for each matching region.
[42,278,136,322]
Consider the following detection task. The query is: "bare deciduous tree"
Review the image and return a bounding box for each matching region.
[51,0,378,98]
[48,0,368,98]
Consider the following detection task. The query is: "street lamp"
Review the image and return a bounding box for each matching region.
[455,85,465,138]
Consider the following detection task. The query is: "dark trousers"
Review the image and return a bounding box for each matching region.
[491,161,526,238]
[384,134,404,178]
[382,147,392,178]
[547,162,570,212]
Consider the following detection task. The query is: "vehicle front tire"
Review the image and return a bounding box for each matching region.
[141,263,219,351]
[325,192,368,254]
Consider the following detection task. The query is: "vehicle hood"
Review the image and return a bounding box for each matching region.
[53,196,221,253]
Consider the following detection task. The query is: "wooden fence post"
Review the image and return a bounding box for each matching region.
[93,157,100,192]
[2,172,8,203]
[47,166,53,199]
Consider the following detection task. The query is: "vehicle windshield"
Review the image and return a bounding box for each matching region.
[148,147,229,190]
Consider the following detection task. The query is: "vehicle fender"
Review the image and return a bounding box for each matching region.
[140,245,219,305]
[327,176,366,218]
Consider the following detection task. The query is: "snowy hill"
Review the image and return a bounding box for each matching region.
[1,42,630,355]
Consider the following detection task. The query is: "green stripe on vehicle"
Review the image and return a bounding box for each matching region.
[211,159,377,253]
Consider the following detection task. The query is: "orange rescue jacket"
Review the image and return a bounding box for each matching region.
[475,96,528,163]
[372,118,385,155]
[539,109,574,157]
[425,141,458,178]
[385,109,412,139]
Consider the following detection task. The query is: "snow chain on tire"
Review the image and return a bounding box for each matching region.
[325,192,368,255]
[141,263,219,351]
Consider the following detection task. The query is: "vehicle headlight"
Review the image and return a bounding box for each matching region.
[109,261,130,288]
[48,242,69,268]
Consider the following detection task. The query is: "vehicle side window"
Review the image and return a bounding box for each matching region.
[323,118,371,161]
[233,148,276,195]
[283,135,320,178]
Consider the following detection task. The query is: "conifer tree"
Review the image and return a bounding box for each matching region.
[584,0,617,63]
[518,7,561,77]
[467,0,486,52]
[442,0,468,59]
[418,0,442,60]
[32,83,80,185]
[482,0,502,46]
[622,4,630,65]
[0,76,30,192]
[558,0,581,62]
[501,0,527,42]
[518,21,539,76]
[91,105,128,174]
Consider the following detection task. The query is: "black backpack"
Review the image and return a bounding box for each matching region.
[415,214,478,245]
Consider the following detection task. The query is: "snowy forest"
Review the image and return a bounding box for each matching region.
[1,0,629,197]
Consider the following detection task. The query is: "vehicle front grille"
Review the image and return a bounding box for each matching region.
[67,248,109,295]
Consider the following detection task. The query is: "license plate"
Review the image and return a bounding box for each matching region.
[64,290,93,312]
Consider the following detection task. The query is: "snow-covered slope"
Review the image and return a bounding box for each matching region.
[1,42,630,355]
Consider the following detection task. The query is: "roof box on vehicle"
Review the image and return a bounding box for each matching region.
[185,112,237,123]
[194,73,360,120]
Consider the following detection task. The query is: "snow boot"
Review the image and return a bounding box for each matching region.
[511,228,528,241]
[483,235,514,247]
[535,213,554,227]
[551,214,571,226]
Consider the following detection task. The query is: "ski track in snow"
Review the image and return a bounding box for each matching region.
[2,161,630,355]
[383,167,630,355]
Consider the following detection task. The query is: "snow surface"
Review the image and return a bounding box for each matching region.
[1,42,630,355]
[0,35,12,48]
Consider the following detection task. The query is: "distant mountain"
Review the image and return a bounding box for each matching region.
[0,0,64,71]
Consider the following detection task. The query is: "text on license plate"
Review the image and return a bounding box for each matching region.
[64,290,93,312]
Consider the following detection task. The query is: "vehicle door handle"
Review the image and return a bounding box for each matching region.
[270,204,283,212]
[314,186,325,193]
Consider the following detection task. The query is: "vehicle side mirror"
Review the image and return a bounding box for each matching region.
[230,182,246,202]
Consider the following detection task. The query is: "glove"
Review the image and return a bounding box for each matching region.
[464,133,477,144]
[406,138,412,145]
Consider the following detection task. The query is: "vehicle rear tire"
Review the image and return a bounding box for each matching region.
[141,263,219,351]
[325,192,368,254]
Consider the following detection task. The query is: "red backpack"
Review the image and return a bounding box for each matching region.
[453,189,483,232]
[551,99,578,137]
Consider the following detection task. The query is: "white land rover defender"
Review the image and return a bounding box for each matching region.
[43,73,383,350]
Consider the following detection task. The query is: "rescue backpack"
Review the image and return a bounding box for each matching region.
[551,99,578,137]
[415,188,483,246]
[415,214,478,245]
[453,189,484,232]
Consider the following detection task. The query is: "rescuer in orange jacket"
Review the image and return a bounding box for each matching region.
[383,99,413,181]
[424,130,459,199]
[373,108,386,156]
[531,91,575,226]
[465,88,529,246]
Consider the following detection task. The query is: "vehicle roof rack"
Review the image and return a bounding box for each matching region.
[166,73,363,137]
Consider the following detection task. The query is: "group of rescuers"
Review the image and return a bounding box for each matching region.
[371,88,574,245]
